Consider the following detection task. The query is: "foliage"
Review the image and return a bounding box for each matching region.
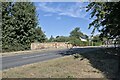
[81,41,89,46]
[69,27,89,46]
[69,37,81,46]
[91,35,102,46]
[34,26,47,43]
[70,27,84,39]
[69,37,89,46]
[92,35,101,42]
[86,2,120,40]
[93,42,102,46]
[54,36,70,42]
[2,2,46,52]
[48,35,54,42]
[86,2,120,74]
[47,27,90,46]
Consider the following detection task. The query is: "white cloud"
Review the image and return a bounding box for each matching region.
[44,14,52,16]
[37,2,90,20]
[38,3,61,13]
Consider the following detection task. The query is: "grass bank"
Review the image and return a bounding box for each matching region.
[3,56,105,78]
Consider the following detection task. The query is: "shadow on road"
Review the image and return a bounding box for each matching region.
[58,47,119,79]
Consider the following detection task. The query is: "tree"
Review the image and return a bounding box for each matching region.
[54,36,70,42]
[34,27,47,43]
[86,2,120,40]
[86,2,120,74]
[70,27,84,39]
[56,36,60,38]
[2,2,38,52]
[48,35,54,42]
[91,35,102,46]
[0,2,1,52]
[69,27,89,46]
[2,2,14,52]
[92,35,101,42]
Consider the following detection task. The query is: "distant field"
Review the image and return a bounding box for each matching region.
[2,48,118,78]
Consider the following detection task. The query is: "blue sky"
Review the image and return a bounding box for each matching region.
[34,2,98,38]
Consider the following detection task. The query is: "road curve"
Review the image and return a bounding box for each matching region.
[2,47,101,70]
[2,49,68,70]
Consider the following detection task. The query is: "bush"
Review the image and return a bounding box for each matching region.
[93,42,102,46]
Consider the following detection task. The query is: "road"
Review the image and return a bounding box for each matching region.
[2,47,100,70]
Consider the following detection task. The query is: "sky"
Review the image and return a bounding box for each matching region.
[34,2,98,38]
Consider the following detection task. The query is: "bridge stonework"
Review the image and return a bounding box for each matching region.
[31,42,72,50]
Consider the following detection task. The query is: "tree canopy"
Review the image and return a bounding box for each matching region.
[86,2,120,40]
[34,26,47,43]
[54,36,70,42]
[48,35,54,42]
[2,2,46,52]
[70,27,84,39]
[69,27,89,46]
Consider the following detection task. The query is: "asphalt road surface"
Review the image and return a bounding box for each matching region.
[2,47,101,70]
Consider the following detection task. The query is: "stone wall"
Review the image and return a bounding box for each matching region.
[31,42,72,50]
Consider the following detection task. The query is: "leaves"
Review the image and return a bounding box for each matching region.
[70,27,84,39]
[2,2,46,52]
[34,26,46,43]
[86,2,120,39]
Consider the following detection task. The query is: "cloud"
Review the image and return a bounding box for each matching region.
[37,2,90,20]
[44,14,52,16]
[38,3,61,13]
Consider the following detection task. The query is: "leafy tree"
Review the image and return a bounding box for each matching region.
[48,35,54,42]
[70,27,84,39]
[69,27,88,46]
[86,2,120,74]
[54,36,70,42]
[86,2,120,40]
[84,34,89,41]
[34,26,47,43]
[69,37,81,46]
[91,35,102,46]
[56,36,60,38]
[0,2,2,52]
[2,2,38,52]
[92,35,101,42]
[2,2,14,52]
